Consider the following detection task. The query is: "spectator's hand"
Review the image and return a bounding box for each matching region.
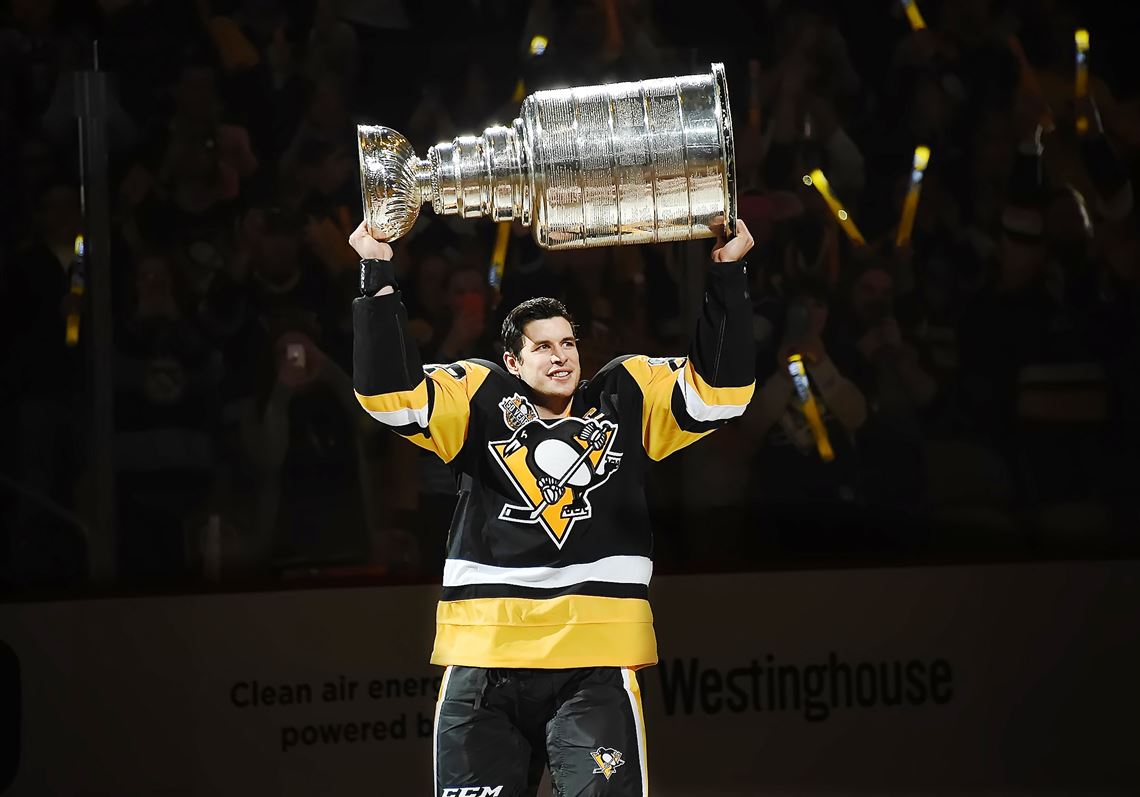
[711,218,754,263]
[348,220,393,261]
[779,336,825,368]
[275,331,326,391]
[857,319,903,360]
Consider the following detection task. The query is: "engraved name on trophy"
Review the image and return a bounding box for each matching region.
[357,63,736,249]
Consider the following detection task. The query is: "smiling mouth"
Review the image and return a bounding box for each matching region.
[547,369,573,380]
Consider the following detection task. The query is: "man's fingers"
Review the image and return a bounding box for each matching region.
[348,220,394,260]
[713,218,754,262]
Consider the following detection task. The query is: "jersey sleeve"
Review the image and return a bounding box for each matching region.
[352,292,491,463]
[620,259,755,461]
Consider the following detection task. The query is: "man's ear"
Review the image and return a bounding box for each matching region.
[503,349,519,376]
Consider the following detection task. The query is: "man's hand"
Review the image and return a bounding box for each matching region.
[348,220,393,261]
[711,218,754,263]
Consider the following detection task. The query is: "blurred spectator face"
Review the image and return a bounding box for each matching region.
[248,208,302,283]
[786,289,830,341]
[415,255,449,319]
[168,133,220,183]
[135,256,178,320]
[998,237,1046,290]
[307,79,346,132]
[852,268,895,326]
[445,268,486,317]
[135,257,173,316]
[314,149,352,195]
[257,229,299,277]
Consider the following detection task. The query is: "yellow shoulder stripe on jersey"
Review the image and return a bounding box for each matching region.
[620,356,712,461]
[684,366,754,408]
[355,360,492,464]
[432,595,658,669]
[356,379,429,420]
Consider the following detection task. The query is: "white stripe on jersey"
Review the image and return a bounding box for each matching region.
[674,367,749,422]
[442,555,653,589]
[364,405,429,429]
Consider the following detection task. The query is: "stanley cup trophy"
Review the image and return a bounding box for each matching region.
[357,63,736,249]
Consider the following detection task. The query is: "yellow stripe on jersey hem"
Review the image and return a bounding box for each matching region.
[436,595,653,626]
[431,596,658,669]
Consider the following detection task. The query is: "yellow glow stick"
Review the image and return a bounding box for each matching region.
[489,222,511,292]
[805,170,865,246]
[900,0,926,31]
[787,354,834,462]
[1075,29,1090,134]
[896,146,931,248]
[66,234,84,347]
[512,35,550,103]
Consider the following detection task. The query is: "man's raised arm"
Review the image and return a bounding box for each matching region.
[350,222,489,464]
[620,219,757,460]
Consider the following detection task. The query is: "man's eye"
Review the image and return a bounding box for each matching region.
[563,340,576,348]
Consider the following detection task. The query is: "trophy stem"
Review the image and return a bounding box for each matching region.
[413,159,434,208]
[425,123,530,225]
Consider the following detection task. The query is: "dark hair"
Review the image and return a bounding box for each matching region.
[500,297,576,358]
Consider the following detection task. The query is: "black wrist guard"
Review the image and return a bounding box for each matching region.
[360,259,397,296]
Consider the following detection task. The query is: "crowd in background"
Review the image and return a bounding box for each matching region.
[1,0,1137,590]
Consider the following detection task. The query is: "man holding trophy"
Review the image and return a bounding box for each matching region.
[350,65,754,796]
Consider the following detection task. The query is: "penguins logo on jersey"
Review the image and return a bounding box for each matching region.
[489,413,622,548]
[590,747,625,780]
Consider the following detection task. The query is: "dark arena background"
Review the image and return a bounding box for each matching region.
[1,0,1138,794]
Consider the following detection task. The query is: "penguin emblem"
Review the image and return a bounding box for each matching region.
[489,413,622,547]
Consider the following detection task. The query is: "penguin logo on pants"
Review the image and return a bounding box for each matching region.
[489,408,622,548]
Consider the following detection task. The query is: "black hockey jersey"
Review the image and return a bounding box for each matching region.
[352,260,754,669]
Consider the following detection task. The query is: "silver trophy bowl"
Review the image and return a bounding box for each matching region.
[358,63,737,249]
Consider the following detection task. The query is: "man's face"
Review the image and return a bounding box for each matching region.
[504,316,580,402]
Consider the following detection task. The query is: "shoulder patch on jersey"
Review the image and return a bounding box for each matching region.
[499,393,539,431]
